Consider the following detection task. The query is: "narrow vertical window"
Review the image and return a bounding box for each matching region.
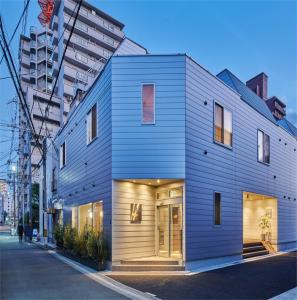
[215,103,223,143]
[258,130,270,164]
[87,104,97,144]
[60,142,66,168]
[214,192,221,225]
[214,103,233,147]
[142,84,155,124]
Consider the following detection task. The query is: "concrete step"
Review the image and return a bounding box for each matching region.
[243,242,263,248]
[112,264,185,272]
[120,260,179,265]
[243,245,266,253]
[242,249,269,259]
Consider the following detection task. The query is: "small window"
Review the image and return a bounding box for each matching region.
[214,192,221,225]
[142,84,155,124]
[60,142,66,168]
[87,104,97,144]
[214,103,233,147]
[258,130,270,164]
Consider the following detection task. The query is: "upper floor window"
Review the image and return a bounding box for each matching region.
[258,130,270,164]
[60,142,66,168]
[87,104,97,144]
[142,84,155,124]
[75,52,88,64]
[214,102,233,147]
[76,21,88,33]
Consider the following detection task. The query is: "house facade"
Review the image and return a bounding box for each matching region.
[51,54,297,270]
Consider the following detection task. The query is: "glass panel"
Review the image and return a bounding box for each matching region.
[91,105,97,139]
[142,84,155,124]
[264,134,270,164]
[224,109,232,146]
[170,205,182,257]
[78,203,93,232]
[215,103,223,143]
[158,205,169,257]
[169,188,183,199]
[258,130,264,162]
[214,193,221,225]
[93,202,103,232]
[71,207,78,228]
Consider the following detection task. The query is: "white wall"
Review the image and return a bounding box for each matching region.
[243,197,277,245]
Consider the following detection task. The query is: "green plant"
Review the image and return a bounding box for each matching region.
[86,231,108,264]
[63,225,77,251]
[74,227,88,257]
[258,214,271,234]
[53,224,64,248]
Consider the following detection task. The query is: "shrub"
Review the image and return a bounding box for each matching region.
[53,224,64,248]
[63,225,77,251]
[87,231,108,264]
[74,227,88,257]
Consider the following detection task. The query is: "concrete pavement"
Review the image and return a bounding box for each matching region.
[109,251,297,299]
[0,230,128,300]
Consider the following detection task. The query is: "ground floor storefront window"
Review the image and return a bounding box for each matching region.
[71,201,103,233]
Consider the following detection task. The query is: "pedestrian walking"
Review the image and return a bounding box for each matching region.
[17,223,24,243]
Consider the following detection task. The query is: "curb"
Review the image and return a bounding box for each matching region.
[48,250,160,300]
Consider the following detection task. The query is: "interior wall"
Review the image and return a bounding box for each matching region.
[243,197,278,244]
[112,181,156,261]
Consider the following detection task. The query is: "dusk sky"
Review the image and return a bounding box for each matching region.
[0,0,296,175]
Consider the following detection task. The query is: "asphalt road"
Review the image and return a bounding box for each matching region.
[110,252,297,300]
[0,230,127,300]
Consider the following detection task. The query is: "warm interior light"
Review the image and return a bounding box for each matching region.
[148,182,151,185]
[133,180,136,183]
[157,179,160,184]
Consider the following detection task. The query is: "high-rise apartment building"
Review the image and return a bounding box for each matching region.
[18,0,147,219]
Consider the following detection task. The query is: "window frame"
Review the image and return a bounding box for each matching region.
[213,191,222,226]
[257,129,270,165]
[141,83,156,125]
[60,141,66,169]
[213,101,233,149]
[86,103,97,145]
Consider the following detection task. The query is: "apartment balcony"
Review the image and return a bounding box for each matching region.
[64,0,124,40]
[37,68,53,80]
[64,47,94,71]
[30,41,36,49]
[64,82,75,97]
[21,55,30,67]
[65,31,111,61]
[30,88,60,107]
[31,103,60,124]
[37,80,53,93]
[30,26,37,36]
[64,14,120,52]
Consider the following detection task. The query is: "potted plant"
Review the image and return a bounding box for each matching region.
[258,214,271,241]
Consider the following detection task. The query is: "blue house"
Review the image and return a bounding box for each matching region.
[52,54,297,271]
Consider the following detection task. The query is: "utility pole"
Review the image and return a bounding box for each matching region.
[13,171,16,228]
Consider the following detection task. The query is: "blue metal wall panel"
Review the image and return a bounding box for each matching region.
[185,56,297,261]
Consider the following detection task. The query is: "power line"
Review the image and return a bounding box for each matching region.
[31,0,83,171]
[0,0,31,65]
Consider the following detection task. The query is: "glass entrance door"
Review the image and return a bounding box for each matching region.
[157,205,170,257]
[157,204,182,258]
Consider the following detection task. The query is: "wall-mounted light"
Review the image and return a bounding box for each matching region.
[157,179,160,184]
[284,142,287,146]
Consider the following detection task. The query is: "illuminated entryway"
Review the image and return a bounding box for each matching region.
[112,179,184,265]
[243,192,278,247]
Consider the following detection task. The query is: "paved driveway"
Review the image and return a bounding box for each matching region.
[0,230,127,300]
[110,252,297,299]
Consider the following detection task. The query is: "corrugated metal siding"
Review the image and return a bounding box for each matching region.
[111,55,186,179]
[185,56,297,261]
[56,62,113,244]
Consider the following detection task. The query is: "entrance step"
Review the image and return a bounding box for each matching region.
[112,264,185,272]
[242,249,269,259]
[243,241,269,259]
[120,260,179,265]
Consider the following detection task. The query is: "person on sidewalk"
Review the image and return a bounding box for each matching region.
[17,223,24,243]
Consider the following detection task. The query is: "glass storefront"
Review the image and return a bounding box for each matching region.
[71,201,103,233]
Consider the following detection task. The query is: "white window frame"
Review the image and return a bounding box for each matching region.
[141,83,155,125]
[60,142,66,169]
[86,104,97,145]
[213,101,233,149]
[257,129,270,165]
